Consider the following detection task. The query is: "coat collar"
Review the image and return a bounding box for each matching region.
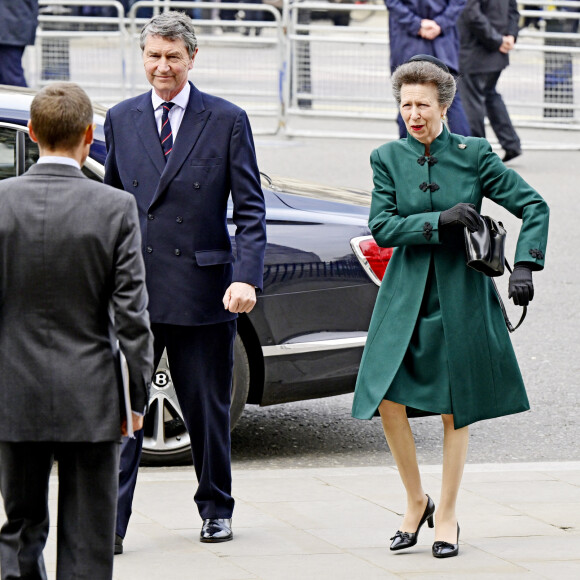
[405,124,451,157]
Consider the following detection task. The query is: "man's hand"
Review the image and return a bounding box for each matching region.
[222,282,257,313]
[419,19,442,40]
[499,35,515,54]
[121,412,144,437]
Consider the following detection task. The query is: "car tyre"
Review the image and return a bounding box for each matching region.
[140,334,250,466]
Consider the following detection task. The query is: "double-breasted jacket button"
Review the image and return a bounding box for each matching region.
[146,246,153,253]
[147,213,155,220]
[174,249,181,256]
[176,216,184,224]
[193,182,201,189]
[132,180,138,187]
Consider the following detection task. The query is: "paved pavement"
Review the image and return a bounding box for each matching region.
[27,461,580,579]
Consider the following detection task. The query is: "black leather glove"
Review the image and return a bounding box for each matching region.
[439,203,480,233]
[508,265,534,306]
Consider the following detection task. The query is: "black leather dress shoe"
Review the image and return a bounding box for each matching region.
[114,534,123,555]
[502,149,521,163]
[432,524,460,558]
[390,495,435,551]
[200,518,233,543]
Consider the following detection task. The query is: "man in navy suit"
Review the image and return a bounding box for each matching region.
[104,10,267,548]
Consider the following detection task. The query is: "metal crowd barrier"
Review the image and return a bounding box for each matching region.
[286,0,580,137]
[128,1,285,135]
[21,1,580,140]
[26,1,129,104]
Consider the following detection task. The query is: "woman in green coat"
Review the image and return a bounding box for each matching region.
[351,55,549,558]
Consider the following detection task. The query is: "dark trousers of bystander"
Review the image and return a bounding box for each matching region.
[458,71,521,153]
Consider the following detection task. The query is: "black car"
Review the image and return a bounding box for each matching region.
[0,85,392,465]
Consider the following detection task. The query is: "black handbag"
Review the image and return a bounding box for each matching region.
[464,215,506,277]
[464,215,526,332]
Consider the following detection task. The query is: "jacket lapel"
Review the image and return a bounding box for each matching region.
[150,83,211,208]
[133,92,166,176]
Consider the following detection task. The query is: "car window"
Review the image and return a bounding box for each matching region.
[0,127,17,179]
[24,132,39,171]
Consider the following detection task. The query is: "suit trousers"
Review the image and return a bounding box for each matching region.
[458,71,521,152]
[116,320,236,538]
[0,441,119,580]
[398,89,472,138]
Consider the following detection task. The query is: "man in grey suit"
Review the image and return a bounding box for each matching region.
[0,83,154,580]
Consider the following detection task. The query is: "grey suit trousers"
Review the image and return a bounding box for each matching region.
[0,442,119,580]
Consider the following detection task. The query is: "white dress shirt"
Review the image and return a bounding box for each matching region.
[151,83,190,142]
[37,156,81,170]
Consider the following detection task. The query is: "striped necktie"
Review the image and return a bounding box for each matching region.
[160,102,175,159]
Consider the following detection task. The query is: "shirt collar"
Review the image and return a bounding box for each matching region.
[151,82,190,111]
[36,156,81,170]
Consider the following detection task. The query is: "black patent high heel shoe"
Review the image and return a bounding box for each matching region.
[432,523,460,558]
[390,495,435,551]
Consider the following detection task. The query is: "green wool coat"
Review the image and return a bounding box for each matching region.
[352,128,549,429]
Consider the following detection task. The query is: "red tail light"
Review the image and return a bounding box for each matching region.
[350,236,393,286]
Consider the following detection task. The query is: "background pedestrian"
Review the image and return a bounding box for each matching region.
[458,0,522,162]
[385,0,471,137]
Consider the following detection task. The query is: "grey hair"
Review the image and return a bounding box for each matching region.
[140,11,197,57]
[391,61,456,108]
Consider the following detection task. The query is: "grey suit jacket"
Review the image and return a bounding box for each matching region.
[0,163,153,442]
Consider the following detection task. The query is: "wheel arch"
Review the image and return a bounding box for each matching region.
[237,313,265,405]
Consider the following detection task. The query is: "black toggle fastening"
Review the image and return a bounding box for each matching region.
[419,181,440,193]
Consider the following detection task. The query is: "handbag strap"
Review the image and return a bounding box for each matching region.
[490,260,527,333]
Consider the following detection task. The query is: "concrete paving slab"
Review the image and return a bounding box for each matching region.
[461,480,580,505]
[519,561,580,579]
[352,544,533,575]
[230,553,398,580]
[508,502,580,530]
[1,462,580,579]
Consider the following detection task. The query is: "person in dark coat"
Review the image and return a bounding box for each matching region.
[105,11,267,550]
[0,0,38,86]
[458,0,522,162]
[385,0,471,137]
[352,56,549,558]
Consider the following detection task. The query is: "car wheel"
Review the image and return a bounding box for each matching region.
[140,334,250,466]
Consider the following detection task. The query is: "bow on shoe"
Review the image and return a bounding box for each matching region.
[390,531,411,541]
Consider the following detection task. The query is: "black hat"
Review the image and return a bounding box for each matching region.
[407,54,450,74]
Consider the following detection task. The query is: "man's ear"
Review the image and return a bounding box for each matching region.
[27,121,39,143]
[84,123,94,146]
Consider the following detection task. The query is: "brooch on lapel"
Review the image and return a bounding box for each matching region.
[458,144,467,150]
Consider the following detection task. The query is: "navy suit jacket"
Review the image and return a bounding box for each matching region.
[104,83,267,326]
